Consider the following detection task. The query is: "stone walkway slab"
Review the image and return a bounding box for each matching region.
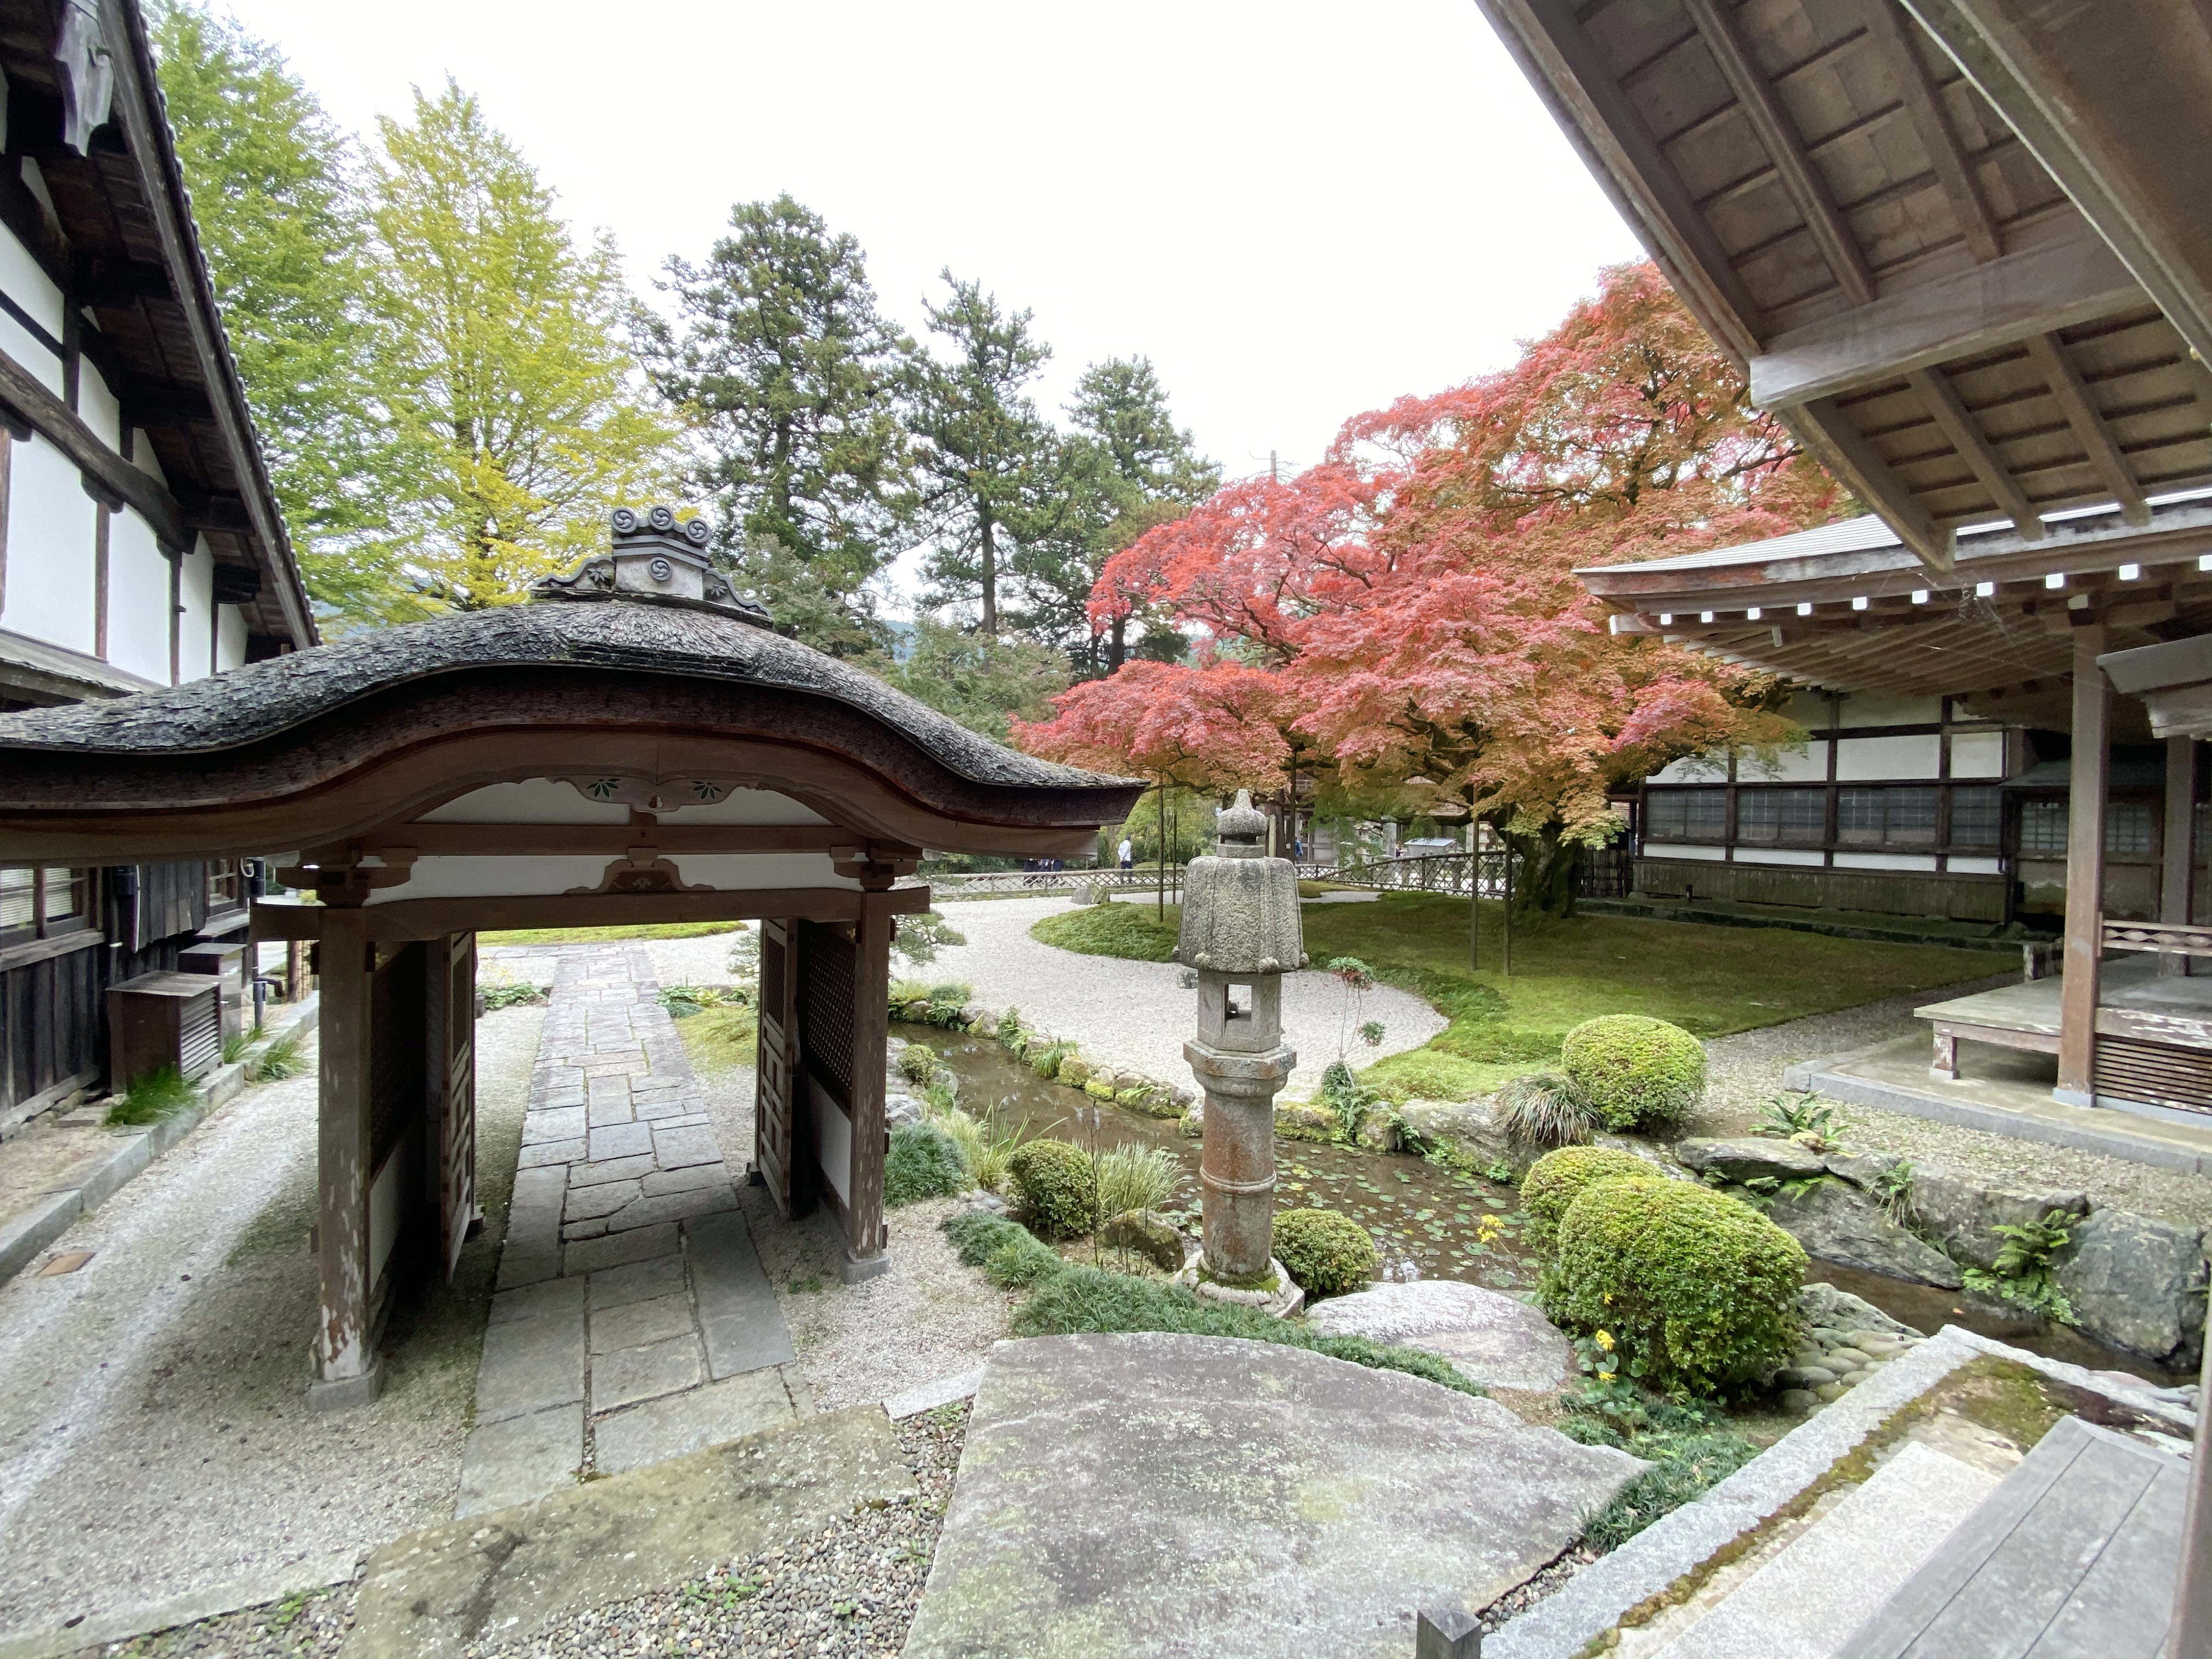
[351,1407,906,1659]
[1304,1279,1577,1392]
[458,944,801,1513]
[903,1333,1644,1659]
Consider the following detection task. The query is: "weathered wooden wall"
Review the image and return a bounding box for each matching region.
[1633,857,2010,922]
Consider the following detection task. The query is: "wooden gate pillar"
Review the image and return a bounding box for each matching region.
[2162,738,2198,977]
[2057,625,2110,1105]
[753,918,808,1218]
[309,907,380,1409]
[842,890,893,1282]
[428,932,479,1278]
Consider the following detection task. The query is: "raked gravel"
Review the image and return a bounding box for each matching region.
[1688,969,2212,1232]
[641,896,1446,1101]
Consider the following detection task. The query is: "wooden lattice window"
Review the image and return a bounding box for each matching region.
[206,857,243,912]
[801,924,855,1102]
[1,867,89,943]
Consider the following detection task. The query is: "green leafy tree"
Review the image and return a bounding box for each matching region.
[364,81,681,608]
[906,273,1058,635]
[1015,357,1219,673]
[868,616,1068,743]
[149,3,402,622]
[640,195,912,654]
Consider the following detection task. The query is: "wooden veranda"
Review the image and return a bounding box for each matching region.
[0,511,1142,1406]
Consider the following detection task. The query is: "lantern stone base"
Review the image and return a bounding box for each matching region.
[1172,1255,1306,1319]
[1184,1038,1294,1282]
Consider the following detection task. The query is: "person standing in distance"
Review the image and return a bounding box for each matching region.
[1119,836,1134,870]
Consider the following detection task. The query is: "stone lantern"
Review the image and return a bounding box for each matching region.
[1178,790,1306,1285]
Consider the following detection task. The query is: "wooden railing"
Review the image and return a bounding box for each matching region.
[1329,847,1633,900]
[2101,918,2212,957]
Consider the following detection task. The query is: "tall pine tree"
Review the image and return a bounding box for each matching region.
[905,273,1057,635]
[640,196,911,655]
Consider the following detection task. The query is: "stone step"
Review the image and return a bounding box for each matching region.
[1641,1440,1999,1659]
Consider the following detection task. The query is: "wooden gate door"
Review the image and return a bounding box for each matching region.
[755,918,805,1217]
[432,932,478,1279]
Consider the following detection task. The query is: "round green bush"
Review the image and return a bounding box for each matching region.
[1521,1146,1665,1238]
[1007,1138,1098,1240]
[897,1043,938,1085]
[1273,1207,1375,1299]
[883,1123,968,1206]
[1547,1178,1807,1397]
[1560,1015,1707,1131]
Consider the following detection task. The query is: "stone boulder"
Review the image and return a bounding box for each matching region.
[1354,1108,1399,1153]
[1056,1055,1093,1088]
[1275,1099,1341,1143]
[1396,1097,1517,1170]
[1118,1082,1185,1120]
[1676,1136,1826,1183]
[1178,1102,1204,1139]
[1822,1149,1909,1191]
[2054,1209,2210,1366]
[1098,1210,1187,1274]
[1797,1280,1923,1340]
[884,1092,925,1128]
[1906,1165,2090,1272]
[1758,1178,1963,1289]
[1303,1278,1577,1392]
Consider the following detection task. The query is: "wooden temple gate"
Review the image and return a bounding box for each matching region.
[0,509,1141,1407]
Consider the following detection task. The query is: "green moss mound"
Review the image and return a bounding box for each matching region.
[1560,1015,1707,1131]
[1356,1048,1497,1105]
[1273,1208,1374,1299]
[1547,1179,1807,1397]
[1007,1138,1098,1240]
[1030,904,1180,962]
[883,1123,968,1206]
[1521,1146,1665,1238]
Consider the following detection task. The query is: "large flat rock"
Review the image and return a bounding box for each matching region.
[1303,1279,1576,1392]
[903,1334,1643,1659]
[341,1406,906,1659]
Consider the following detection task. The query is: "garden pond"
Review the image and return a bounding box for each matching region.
[908,1028,2193,1387]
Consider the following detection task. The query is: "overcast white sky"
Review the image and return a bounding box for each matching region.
[214,0,1643,609]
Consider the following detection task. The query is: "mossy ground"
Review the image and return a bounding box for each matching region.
[1033,894,2001,1101]
[673,1003,758,1071]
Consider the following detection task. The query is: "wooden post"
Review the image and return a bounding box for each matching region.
[1501,843,1513,978]
[842,888,895,1281]
[2168,1300,2211,1659]
[2163,737,2198,976]
[2057,625,2109,1104]
[308,907,380,1409]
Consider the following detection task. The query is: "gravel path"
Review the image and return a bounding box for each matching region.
[0,1004,543,1634]
[642,897,1446,1101]
[1688,972,2212,1232]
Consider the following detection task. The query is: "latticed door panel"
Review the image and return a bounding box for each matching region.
[437,933,478,1279]
[755,919,802,1217]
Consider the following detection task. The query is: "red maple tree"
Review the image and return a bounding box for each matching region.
[1030,263,1842,912]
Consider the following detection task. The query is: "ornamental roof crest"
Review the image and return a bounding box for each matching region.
[529,506,774,627]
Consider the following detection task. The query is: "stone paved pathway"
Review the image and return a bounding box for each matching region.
[458,943,802,1517]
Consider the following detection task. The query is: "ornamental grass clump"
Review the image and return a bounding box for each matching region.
[1091,1143,1179,1218]
[1007,1137,1098,1240]
[1560,1015,1707,1131]
[1272,1207,1374,1299]
[1495,1070,1599,1150]
[104,1064,196,1127]
[1545,1177,1807,1398]
[883,1122,968,1206]
[1521,1146,1666,1243]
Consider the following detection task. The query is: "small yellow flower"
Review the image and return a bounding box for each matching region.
[1595,1329,1615,1352]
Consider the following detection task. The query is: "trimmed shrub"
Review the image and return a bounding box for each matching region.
[1560,1015,1707,1131]
[1547,1178,1807,1397]
[883,1123,968,1206]
[897,1043,939,1085]
[1007,1137,1098,1240]
[1273,1207,1374,1299]
[940,1211,1063,1287]
[1495,1070,1598,1149]
[1522,1146,1666,1239]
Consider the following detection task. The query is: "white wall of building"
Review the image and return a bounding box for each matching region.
[1835,732,1942,780]
[77,360,120,452]
[105,506,170,683]
[176,536,214,681]
[0,433,97,654]
[216,602,247,670]
[0,222,63,398]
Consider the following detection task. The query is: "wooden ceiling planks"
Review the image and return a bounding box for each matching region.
[1482,0,2212,568]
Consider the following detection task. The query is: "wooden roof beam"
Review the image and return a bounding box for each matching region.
[1683,0,1875,306]
[2021,332,2152,526]
[1788,398,1956,572]
[1474,0,1765,363]
[1858,0,2000,262]
[1749,218,2143,408]
[1909,364,2045,539]
[1905,0,2212,370]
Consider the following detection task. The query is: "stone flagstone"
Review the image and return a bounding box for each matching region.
[902,1333,1645,1659]
[458,941,804,1517]
[1303,1278,1577,1393]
